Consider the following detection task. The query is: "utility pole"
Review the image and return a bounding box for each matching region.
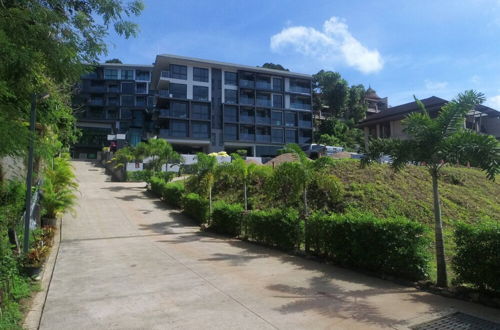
[23,94,37,254]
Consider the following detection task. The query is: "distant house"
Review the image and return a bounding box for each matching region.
[358,96,500,149]
[364,87,388,116]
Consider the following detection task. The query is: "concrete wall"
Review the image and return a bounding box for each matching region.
[484,116,500,138]
[0,156,26,181]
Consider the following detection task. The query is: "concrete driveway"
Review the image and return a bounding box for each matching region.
[39,161,500,329]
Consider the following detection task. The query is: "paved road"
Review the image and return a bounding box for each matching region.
[40,161,500,330]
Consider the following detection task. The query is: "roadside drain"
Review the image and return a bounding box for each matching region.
[411,312,500,330]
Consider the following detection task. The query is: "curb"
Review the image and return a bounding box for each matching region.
[22,218,62,330]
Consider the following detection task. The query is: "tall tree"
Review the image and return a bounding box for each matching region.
[347,84,368,123]
[362,90,500,287]
[313,70,350,118]
[261,63,289,71]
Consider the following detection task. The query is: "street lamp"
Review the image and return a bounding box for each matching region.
[23,93,49,254]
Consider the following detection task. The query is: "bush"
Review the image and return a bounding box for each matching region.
[245,208,301,250]
[307,174,344,211]
[162,182,185,208]
[149,176,167,197]
[307,211,430,281]
[182,193,209,224]
[211,201,244,236]
[126,170,153,182]
[453,221,500,292]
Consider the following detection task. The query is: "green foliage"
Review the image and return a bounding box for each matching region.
[260,63,289,71]
[313,70,350,118]
[185,153,217,198]
[268,162,305,208]
[182,193,210,225]
[245,208,301,250]
[453,221,500,292]
[307,175,344,211]
[210,201,244,237]
[315,118,364,150]
[0,181,26,229]
[307,211,431,280]
[162,182,185,208]
[126,170,153,182]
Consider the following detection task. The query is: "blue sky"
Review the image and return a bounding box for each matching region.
[103,0,500,108]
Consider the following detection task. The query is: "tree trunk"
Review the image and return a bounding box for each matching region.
[431,171,448,287]
[243,181,248,211]
[303,187,309,252]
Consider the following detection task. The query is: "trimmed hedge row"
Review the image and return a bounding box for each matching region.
[307,211,431,281]
[182,193,209,225]
[149,177,185,208]
[453,221,500,292]
[211,201,244,237]
[246,208,301,251]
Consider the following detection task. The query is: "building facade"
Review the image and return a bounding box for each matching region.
[73,63,154,158]
[73,55,313,158]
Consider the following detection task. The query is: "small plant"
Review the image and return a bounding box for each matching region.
[182,193,210,225]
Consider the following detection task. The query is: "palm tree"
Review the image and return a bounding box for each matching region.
[228,154,255,211]
[192,153,218,219]
[362,90,500,287]
[143,138,181,173]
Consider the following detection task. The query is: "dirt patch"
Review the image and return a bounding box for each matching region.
[265,153,298,167]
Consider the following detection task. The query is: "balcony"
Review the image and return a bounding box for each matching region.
[256,134,271,143]
[224,116,238,123]
[89,86,106,93]
[108,87,120,93]
[256,99,272,107]
[289,86,311,94]
[239,80,254,88]
[299,120,312,128]
[107,99,119,106]
[224,134,237,141]
[160,71,170,78]
[290,103,312,110]
[88,99,104,106]
[240,133,255,141]
[158,89,172,98]
[240,96,254,105]
[240,115,254,124]
[299,136,312,144]
[256,82,271,90]
[256,117,271,125]
[159,129,170,138]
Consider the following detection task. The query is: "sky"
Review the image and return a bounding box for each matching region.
[103,0,500,108]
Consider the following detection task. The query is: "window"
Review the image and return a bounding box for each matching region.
[107,96,118,106]
[299,112,312,127]
[170,64,187,79]
[193,86,209,101]
[289,79,310,94]
[121,82,135,94]
[136,96,146,106]
[171,120,188,137]
[224,106,237,122]
[284,112,296,127]
[224,89,237,104]
[107,109,118,119]
[136,82,147,94]
[192,121,210,138]
[240,126,255,141]
[272,78,283,91]
[224,124,237,140]
[121,69,134,80]
[240,107,254,124]
[290,95,311,110]
[135,70,150,81]
[108,84,119,93]
[272,128,284,143]
[271,111,282,126]
[224,72,237,85]
[120,109,132,120]
[256,76,271,90]
[256,92,271,107]
[256,126,271,142]
[192,103,210,120]
[239,72,254,88]
[256,109,270,125]
[89,95,104,106]
[240,90,254,105]
[104,69,118,80]
[121,95,134,106]
[193,67,209,82]
[285,129,297,143]
[88,107,105,119]
[170,83,187,99]
[273,94,283,108]
[171,101,188,118]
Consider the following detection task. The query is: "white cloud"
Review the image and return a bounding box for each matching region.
[270,17,383,74]
[424,79,448,91]
[486,95,500,109]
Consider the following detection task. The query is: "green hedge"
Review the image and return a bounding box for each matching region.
[126,170,153,182]
[162,182,185,208]
[307,211,430,281]
[211,201,244,237]
[245,208,301,250]
[182,193,209,225]
[453,221,500,292]
[149,176,167,197]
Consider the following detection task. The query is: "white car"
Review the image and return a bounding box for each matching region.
[325,146,344,156]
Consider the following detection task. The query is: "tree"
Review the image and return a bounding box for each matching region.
[347,84,368,123]
[141,139,181,173]
[261,63,289,71]
[313,70,350,117]
[105,58,123,64]
[191,153,218,219]
[362,90,500,287]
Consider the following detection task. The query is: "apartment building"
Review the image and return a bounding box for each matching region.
[73,63,154,158]
[151,54,313,157]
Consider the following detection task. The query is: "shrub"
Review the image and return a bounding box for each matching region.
[126,170,153,182]
[245,208,301,250]
[149,176,167,197]
[182,193,209,224]
[211,201,244,236]
[162,182,185,208]
[452,221,500,292]
[307,174,344,212]
[307,211,430,281]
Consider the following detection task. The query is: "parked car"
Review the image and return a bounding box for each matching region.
[301,144,326,159]
[325,146,344,156]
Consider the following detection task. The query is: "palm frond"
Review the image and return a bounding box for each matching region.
[436,90,485,137]
[362,138,417,171]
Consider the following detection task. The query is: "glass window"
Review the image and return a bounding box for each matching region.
[108,84,119,93]
[193,67,209,82]
[256,92,271,107]
[290,95,311,110]
[104,69,118,80]
[193,86,209,101]
[136,96,146,106]
[239,72,254,88]
[121,82,135,94]
[284,112,296,127]
[224,89,237,104]
[224,106,237,122]
[240,90,254,105]
[272,78,283,91]
[136,82,147,94]
[121,95,135,107]
[121,69,134,80]
[256,109,270,125]
[120,109,132,120]
[192,103,210,120]
[169,64,187,79]
[107,109,118,119]
[171,120,188,137]
[224,124,237,140]
[271,111,282,126]
[273,94,283,108]
[271,128,284,143]
[170,83,187,99]
[171,101,188,118]
[192,121,210,138]
[224,72,237,85]
[256,75,271,90]
[135,70,150,81]
[285,129,297,143]
[107,96,118,106]
[240,107,254,124]
[289,79,310,94]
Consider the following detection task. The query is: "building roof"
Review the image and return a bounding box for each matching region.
[154,54,312,79]
[358,96,500,127]
[99,63,154,69]
[365,87,381,100]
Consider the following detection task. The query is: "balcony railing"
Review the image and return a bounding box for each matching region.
[239,80,254,88]
[89,86,106,93]
[240,115,254,124]
[256,82,271,90]
[239,133,255,141]
[299,137,312,144]
[290,103,312,110]
[224,134,237,141]
[289,86,311,94]
[159,129,169,138]
[256,134,271,143]
[240,96,254,105]
[158,89,171,97]
[284,121,296,127]
[89,99,104,106]
[299,120,312,128]
[256,117,271,125]
[224,116,238,123]
[256,99,272,107]
[107,100,119,106]
[160,71,170,78]
[108,87,120,93]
